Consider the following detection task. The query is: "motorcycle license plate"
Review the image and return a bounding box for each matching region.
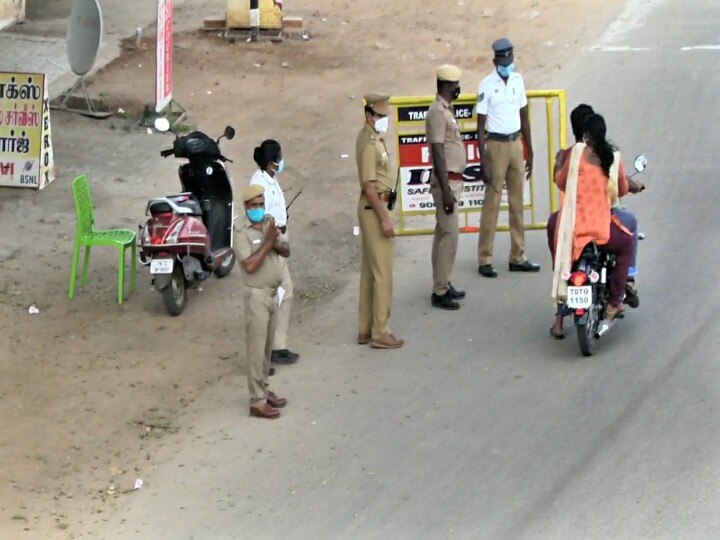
[150,259,174,274]
[567,286,592,309]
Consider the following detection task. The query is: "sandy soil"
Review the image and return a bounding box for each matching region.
[0,0,620,537]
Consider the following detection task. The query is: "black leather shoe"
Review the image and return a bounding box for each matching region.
[478,264,498,278]
[431,292,460,310]
[624,282,639,308]
[271,349,300,364]
[448,283,465,300]
[509,260,540,272]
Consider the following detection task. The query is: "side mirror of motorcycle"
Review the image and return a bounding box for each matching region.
[634,154,647,173]
[223,126,235,140]
[154,117,171,133]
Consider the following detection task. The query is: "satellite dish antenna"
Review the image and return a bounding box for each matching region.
[67,0,102,76]
[52,0,112,118]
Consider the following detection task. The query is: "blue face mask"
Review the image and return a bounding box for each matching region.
[274,159,285,174]
[497,62,515,78]
[247,208,265,223]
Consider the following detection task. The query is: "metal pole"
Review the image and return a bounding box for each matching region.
[250,0,259,42]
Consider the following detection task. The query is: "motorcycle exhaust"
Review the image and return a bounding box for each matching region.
[595,320,614,339]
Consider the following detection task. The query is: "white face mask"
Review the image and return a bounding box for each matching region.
[374,116,389,134]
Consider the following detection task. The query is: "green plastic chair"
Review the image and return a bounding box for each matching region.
[68,175,137,304]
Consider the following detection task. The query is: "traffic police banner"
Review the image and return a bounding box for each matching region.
[393,97,530,215]
[0,72,55,190]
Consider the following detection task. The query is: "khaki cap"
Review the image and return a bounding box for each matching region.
[243,184,265,202]
[436,64,462,82]
[364,92,390,116]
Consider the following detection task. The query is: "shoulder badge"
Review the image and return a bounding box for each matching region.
[478,92,485,102]
[368,134,376,143]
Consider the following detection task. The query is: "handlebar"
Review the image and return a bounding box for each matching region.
[159,149,233,163]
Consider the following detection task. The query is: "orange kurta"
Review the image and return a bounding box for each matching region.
[555,148,629,261]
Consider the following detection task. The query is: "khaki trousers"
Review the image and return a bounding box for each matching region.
[272,258,293,350]
[430,178,464,295]
[478,138,526,265]
[358,196,394,339]
[244,287,277,404]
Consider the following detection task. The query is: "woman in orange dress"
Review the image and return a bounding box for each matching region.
[549,114,634,337]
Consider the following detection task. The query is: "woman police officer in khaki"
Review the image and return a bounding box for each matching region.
[355,93,403,350]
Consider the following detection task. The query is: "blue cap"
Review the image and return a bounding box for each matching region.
[492,37,514,65]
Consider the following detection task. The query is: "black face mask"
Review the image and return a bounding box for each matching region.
[452,86,461,100]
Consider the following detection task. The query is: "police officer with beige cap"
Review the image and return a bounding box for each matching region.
[476,37,540,278]
[426,64,467,310]
[355,93,403,349]
[236,184,289,419]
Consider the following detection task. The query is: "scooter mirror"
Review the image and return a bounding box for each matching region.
[154,117,171,133]
[634,154,647,172]
[224,126,236,140]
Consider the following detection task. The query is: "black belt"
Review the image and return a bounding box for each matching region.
[488,131,521,142]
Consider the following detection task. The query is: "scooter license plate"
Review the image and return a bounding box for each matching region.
[567,286,592,309]
[150,259,174,274]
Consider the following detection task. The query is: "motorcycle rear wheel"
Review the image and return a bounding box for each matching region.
[162,265,187,316]
[576,305,598,357]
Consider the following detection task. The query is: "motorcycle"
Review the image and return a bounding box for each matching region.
[564,154,647,356]
[139,118,237,316]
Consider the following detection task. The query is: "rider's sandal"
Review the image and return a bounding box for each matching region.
[605,305,625,321]
[550,327,565,340]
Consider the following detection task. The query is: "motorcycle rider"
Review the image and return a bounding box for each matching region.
[249,140,301,366]
[550,114,635,333]
[547,106,644,338]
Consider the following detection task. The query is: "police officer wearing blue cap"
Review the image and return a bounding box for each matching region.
[476,37,540,278]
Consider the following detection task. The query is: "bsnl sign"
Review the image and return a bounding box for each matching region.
[0,160,39,186]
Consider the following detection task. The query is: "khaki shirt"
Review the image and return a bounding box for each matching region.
[425,95,467,173]
[235,216,285,290]
[355,123,394,193]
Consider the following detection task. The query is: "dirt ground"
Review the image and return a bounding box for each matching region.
[0,0,621,537]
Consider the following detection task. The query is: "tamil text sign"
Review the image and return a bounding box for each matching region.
[0,72,55,189]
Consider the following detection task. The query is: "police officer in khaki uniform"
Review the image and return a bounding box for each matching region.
[426,65,467,310]
[355,93,403,350]
[236,184,289,419]
[476,37,540,277]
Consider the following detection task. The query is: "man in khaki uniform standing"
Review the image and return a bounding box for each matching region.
[476,37,540,278]
[236,184,289,419]
[355,93,403,350]
[426,65,467,310]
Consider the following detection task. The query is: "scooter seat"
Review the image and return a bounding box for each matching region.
[165,193,203,216]
[176,198,203,216]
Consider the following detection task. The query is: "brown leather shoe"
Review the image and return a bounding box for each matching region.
[267,391,287,408]
[371,334,404,349]
[249,402,280,419]
[357,333,371,345]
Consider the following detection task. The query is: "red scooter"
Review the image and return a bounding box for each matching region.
[139,120,237,315]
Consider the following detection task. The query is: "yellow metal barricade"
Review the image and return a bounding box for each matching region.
[388,90,567,236]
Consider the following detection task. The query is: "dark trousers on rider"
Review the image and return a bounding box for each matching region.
[546,213,633,308]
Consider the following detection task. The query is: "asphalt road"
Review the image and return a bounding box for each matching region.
[94,1,720,538]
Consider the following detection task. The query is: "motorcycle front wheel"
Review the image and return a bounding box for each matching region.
[162,265,187,316]
[576,304,599,357]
